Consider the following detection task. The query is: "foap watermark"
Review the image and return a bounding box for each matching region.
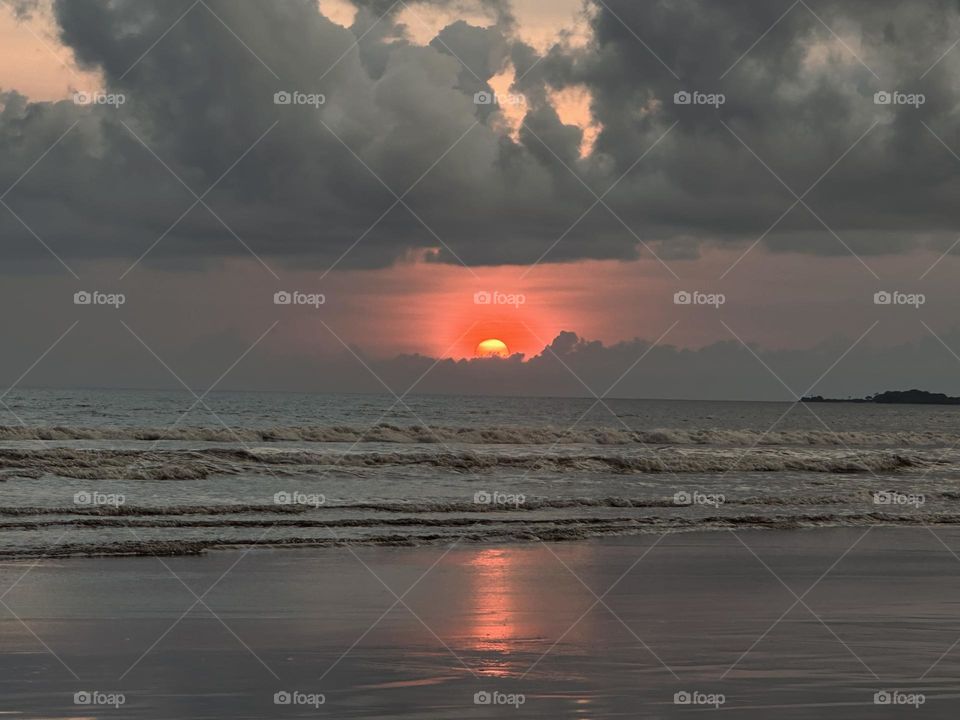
[874,290,924,308]
[874,91,925,108]
[74,490,125,508]
[674,90,725,108]
[273,691,325,708]
[674,290,725,308]
[74,691,126,709]
[474,490,526,508]
[873,490,925,508]
[474,90,525,106]
[674,690,725,709]
[274,490,325,508]
[874,690,925,708]
[274,91,325,108]
[274,290,325,308]
[673,490,724,508]
[474,290,525,308]
[73,90,126,107]
[473,690,525,708]
[74,290,125,308]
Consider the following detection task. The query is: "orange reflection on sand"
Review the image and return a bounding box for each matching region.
[462,544,603,682]
[571,695,596,718]
[466,548,527,677]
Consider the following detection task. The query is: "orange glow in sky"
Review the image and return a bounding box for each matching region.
[433,276,571,359]
[290,254,677,360]
[307,256,601,360]
[0,1,101,101]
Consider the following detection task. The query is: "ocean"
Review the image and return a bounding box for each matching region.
[1,388,957,559]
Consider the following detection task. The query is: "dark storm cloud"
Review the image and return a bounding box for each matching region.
[530,0,960,256]
[2,0,960,274]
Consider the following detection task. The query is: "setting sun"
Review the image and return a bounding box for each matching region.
[476,338,509,358]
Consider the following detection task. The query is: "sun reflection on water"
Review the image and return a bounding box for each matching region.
[466,547,527,677]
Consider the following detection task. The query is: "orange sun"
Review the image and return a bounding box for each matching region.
[476,338,509,358]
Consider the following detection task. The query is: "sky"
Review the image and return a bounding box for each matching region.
[2,0,960,399]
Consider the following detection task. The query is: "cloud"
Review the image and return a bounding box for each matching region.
[202,326,960,401]
[7,318,960,401]
[368,329,960,402]
[530,0,960,256]
[2,0,960,275]
[0,0,38,19]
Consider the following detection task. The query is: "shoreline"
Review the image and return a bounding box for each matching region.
[4,514,960,560]
[4,527,960,717]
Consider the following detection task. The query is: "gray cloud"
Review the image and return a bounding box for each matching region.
[529,0,960,256]
[7,318,960,402]
[2,0,960,274]
[347,330,960,402]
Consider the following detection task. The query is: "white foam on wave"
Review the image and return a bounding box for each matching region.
[0,423,956,447]
[0,445,931,480]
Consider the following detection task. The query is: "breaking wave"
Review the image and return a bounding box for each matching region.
[3,510,960,558]
[0,493,878,517]
[2,419,955,559]
[1,423,958,447]
[0,446,931,480]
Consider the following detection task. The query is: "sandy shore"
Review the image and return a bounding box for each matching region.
[3,527,960,718]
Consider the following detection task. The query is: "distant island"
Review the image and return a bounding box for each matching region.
[802,389,960,405]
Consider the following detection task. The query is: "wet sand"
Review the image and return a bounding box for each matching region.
[3,527,960,718]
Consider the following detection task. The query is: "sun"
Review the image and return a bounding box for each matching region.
[476,338,509,358]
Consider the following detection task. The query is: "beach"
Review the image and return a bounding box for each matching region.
[3,527,960,718]
[6,0,960,716]
[4,391,960,717]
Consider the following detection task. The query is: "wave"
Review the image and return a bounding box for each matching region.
[1,423,957,447]
[0,493,877,517]
[0,446,930,480]
[4,511,960,558]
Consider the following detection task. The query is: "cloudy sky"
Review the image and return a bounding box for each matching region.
[2,0,960,399]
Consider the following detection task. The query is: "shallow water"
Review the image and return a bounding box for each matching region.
[2,529,960,718]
